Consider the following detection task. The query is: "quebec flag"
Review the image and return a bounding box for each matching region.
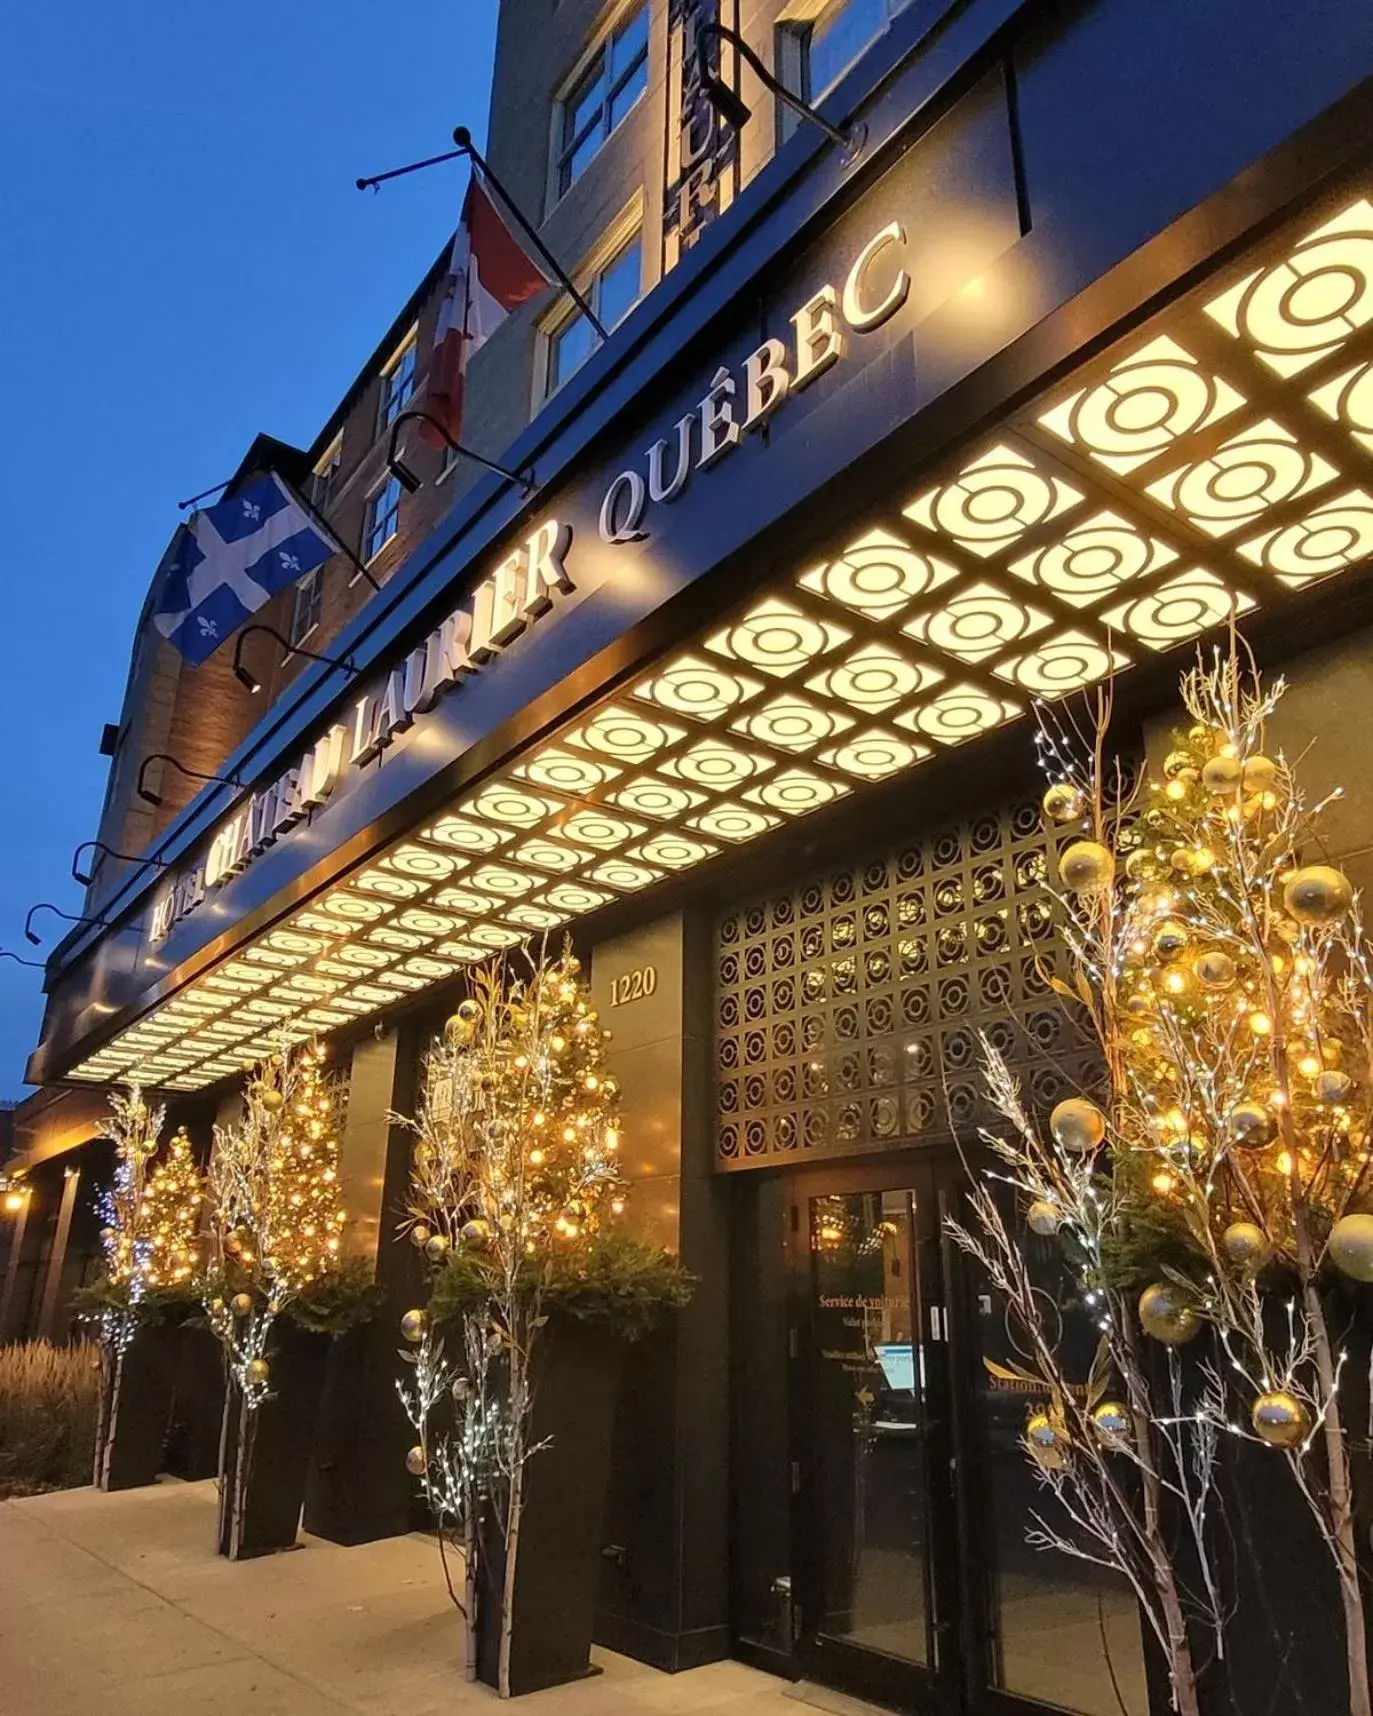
[151,472,340,665]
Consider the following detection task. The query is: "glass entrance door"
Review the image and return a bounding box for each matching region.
[790,1163,956,1712]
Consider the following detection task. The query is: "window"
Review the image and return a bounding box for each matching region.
[546,233,643,395]
[363,475,402,563]
[556,5,649,196]
[289,568,325,644]
[312,436,343,514]
[379,333,417,430]
[782,0,912,108]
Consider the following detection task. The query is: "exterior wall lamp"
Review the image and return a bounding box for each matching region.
[136,752,243,809]
[386,410,536,498]
[696,22,866,159]
[23,904,108,947]
[0,947,46,969]
[72,840,168,887]
[231,623,359,696]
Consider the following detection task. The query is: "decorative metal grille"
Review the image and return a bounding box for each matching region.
[714,791,1103,1167]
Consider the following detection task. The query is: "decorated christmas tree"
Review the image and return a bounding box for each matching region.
[140,1127,204,1289]
[205,1042,346,1405]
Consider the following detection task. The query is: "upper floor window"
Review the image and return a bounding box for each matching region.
[289,568,325,645]
[379,332,417,430]
[557,5,649,197]
[363,474,402,564]
[546,231,643,396]
[781,0,912,107]
[312,436,343,514]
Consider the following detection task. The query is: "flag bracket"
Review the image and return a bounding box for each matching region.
[387,411,537,499]
[177,473,380,592]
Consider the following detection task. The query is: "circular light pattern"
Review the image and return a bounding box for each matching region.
[567,706,684,762]
[464,786,563,828]
[400,956,460,981]
[664,740,774,791]
[539,882,615,914]
[510,838,592,873]
[394,909,459,936]
[819,731,928,781]
[317,892,387,922]
[897,683,1021,746]
[351,869,428,900]
[364,926,427,951]
[467,865,537,897]
[518,748,621,794]
[1037,337,1244,473]
[1008,511,1174,607]
[1310,360,1373,454]
[994,631,1127,697]
[1206,199,1373,375]
[348,982,406,1007]
[705,599,849,677]
[382,845,458,880]
[556,810,645,850]
[904,444,1081,558]
[502,904,569,930]
[265,930,327,956]
[466,924,525,949]
[331,944,395,969]
[1101,569,1254,649]
[903,582,1051,662]
[807,645,942,712]
[1146,420,1335,536]
[797,530,959,618]
[606,777,706,819]
[242,946,303,969]
[688,803,780,843]
[630,833,718,870]
[745,769,848,816]
[423,816,508,853]
[632,655,762,721]
[432,887,498,916]
[1239,490,1373,586]
[587,859,665,890]
[731,696,854,751]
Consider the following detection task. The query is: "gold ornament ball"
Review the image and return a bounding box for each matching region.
[1200,754,1242,795]
[260,1088,285,1114]
[1025,1412,1068,1469]
[1160,962,1196,1003]
[245,1358,271,1386]
[444,1014,474,1044]
[1226,1101,1277,1151]
[456,998,482,1024]
[1050,1097,1107,1153]
[1283,865,1354,926]
[1026,1199,1061,1237]
[405,1445,428,1477]
[1222,1221,1270,1269]
[1138,1283,1200,1346]
[400,1308,429,1343]
[1151,918,1189,960]
[1058,840,1114,893]
[424,1233,451,1263]
[1315,1069,1353,1105]
[1194,950,1237,990]
[1242,755,1280,794]
[1091,1401,1131,1441]
[410,1223,432,1249]
[1163,749,1194,779]
[461,1217,492,1249]
[1042,782,1084,824]
[1251,1390,1310,1449]
[1124,848,1159,883]
[230,1292,254,1317]
[1329,1213,1373,1282]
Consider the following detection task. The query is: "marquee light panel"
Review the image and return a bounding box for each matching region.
[67,191,1373,1093]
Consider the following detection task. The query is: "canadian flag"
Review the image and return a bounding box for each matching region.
[421,173,552,447]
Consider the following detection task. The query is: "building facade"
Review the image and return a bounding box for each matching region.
[6,0,1373,1710]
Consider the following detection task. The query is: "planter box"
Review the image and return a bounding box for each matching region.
[165,1323,227,1481]
[476,1320,623,1696]
[94,1323,179,1491]
[216,1322,331,1560]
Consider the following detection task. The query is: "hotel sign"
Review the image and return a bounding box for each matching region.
[148,519,574,946]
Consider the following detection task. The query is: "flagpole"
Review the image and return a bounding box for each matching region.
[451,129,608,340]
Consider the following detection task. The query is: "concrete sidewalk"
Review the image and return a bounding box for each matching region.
[0,1480,824,1716]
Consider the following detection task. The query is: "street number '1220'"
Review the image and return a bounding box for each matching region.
[609,965,658,1007]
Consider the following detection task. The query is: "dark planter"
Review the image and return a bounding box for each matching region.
[476,1319,624,1696]
[216,1321,331,1560]
[164,1323,227,1481]
[94,1322,179,1490]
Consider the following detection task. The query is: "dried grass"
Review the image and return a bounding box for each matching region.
[0,1339,100,1495]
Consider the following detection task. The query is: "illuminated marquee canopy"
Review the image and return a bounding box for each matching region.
[68,193,1373,1091]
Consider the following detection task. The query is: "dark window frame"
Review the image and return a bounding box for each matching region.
[556,5,649,197]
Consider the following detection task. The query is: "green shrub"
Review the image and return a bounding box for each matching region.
[0,1339,101,1496]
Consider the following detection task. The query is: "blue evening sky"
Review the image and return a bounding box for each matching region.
[0,3,500,1099]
